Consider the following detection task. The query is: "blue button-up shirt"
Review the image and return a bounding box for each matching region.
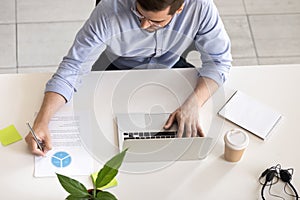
[46,0,232,102]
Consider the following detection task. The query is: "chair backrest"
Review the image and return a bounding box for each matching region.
[96,0,100,6]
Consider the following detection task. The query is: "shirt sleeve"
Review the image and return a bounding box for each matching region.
[45,6,109,102]
[195,0,232,86]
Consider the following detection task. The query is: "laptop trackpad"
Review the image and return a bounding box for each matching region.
[123,137,213,162]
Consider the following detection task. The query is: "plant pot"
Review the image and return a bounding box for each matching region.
[88,189,102,196]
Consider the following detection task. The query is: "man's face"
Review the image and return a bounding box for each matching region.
[135,3,174,32]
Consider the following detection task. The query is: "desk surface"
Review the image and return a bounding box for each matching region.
[0,65,299,200]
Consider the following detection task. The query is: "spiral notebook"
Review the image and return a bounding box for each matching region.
[218,91,282,140]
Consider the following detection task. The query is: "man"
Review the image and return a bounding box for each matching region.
[25,0,232,156]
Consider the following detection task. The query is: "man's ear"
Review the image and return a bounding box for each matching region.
[175,3,184,14]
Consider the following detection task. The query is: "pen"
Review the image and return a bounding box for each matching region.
[26,122,44,151]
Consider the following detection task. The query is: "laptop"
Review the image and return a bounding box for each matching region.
[116,113,213,162]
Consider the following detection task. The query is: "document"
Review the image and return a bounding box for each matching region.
[218,90,282,140]
[34,112,94,177]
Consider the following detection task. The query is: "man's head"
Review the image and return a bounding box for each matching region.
[137,0,184,15]
[134,0,184,32]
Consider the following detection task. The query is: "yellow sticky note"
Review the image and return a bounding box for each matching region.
[91,171,118,190]
[0,125,22,146]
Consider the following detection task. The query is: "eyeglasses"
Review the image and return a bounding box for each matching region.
[131,6,162,29]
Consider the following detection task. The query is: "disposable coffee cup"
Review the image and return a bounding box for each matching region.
[224,129,249,162]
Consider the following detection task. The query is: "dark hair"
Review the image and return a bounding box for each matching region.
[137,0,184,15]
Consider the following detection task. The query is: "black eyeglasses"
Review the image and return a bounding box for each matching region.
[131,6,163,29]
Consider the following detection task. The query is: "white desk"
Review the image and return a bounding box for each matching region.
[0,65,299,200]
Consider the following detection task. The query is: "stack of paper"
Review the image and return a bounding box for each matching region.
[218,91,282,140]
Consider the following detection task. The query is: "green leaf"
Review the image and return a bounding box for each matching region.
[105,149,128,169]
[56,173,90,197]
[96,191,117,200]
[96,166,118,189]
[95,149,127,189]
[91,172,118,190]
[66,194,90,200]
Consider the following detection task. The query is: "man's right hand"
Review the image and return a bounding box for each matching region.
[25,123,52,156]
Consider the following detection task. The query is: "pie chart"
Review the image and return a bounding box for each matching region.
[51,151,71,168]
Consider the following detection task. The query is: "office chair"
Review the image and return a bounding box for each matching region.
[95,0,100,6]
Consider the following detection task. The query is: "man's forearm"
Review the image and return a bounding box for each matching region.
[193,76,219,107]
[34,92,66,127]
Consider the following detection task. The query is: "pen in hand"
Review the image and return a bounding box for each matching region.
[26,122,44,152]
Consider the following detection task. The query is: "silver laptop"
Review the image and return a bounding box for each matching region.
[116,113,213,162]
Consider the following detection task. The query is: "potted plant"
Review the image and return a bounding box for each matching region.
[56,149,127,200]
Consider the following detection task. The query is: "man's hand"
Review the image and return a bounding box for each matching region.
[25,123,52,156]
[164,77,219,138]
[164,93,204,137]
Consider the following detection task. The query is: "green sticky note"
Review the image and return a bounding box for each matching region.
[0,125,22,146]
[91,171,118,190]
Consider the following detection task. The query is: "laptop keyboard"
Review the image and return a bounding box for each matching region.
[123,131,177,140]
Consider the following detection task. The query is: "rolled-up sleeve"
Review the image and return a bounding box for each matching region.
[195,0,232,86]
[45,6,109,102]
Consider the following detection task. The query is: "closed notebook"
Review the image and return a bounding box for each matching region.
[218,91,282,140]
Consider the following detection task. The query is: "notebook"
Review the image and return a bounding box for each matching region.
[218,91,282,140]
[116,113,213,162]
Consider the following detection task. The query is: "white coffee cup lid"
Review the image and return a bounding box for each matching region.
[224,129,249,150]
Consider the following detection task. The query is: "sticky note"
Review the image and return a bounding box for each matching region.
[91,171,118,190]
[0,125,22,146]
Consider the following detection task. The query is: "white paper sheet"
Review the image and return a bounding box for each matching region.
[218,91,282,140]
[34,112,94,177]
